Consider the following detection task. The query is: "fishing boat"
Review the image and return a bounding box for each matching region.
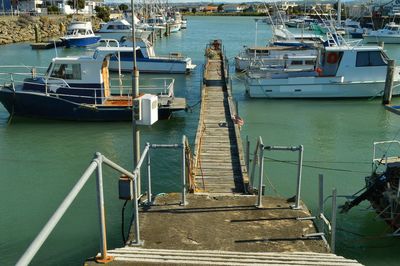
[363,22,400,44]
[341,140,400,236]
[245,42,400,98]
[235,46,318,72]
[60,21,101,47]
[98,19,132,33]
[0,47,186,121]
[105,36,196,74]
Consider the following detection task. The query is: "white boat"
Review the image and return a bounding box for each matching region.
[98,19,132,33]
[181,19,187,29]
[245,44,400,98]
[235,46,318,72]
[60,21,101,47]
[104,37,196,74]
[364,22,400,44]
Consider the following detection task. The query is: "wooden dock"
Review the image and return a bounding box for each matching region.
[83,40,362,266]
[192,40,248,194]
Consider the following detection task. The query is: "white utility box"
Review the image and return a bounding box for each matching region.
[136,94,158,125]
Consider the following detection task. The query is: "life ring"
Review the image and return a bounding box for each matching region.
[326,52,339,64]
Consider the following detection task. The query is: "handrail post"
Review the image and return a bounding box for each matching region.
[147,143,152,205]
[257,141,264,208]
[130,173,143,246]
[246,135,250,172]
[94,154,113,263]
[318,174,325,233]
[181,135,187,206]
[331,188,337,253]
[294,145,304,209]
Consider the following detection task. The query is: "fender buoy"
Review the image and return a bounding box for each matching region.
[233,115,244,126]
[316,67,323,76]
[326,52,339,64]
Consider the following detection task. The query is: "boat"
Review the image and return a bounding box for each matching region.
[0,47,186,121]
[245,42,400,98]
[60,21,101,47]
[235,46,318,72]
[181,19,187,29]
[104,36,196,74]
[235,25,322,72]
[98,19,132,33]
[341,140,400,236]
[168,22,181,33]
[363,22,400,44]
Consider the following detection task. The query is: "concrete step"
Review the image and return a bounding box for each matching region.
[104,247,362,265]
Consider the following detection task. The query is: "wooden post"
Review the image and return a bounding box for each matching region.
[34,24,40,43]
[164,24,170,37]
[383,59,395,105]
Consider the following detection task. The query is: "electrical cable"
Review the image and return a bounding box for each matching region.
[121,199,128,244]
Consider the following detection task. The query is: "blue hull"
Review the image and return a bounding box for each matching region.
[350,32,363,39]
[62,36,101,47]
[0,89,173,121]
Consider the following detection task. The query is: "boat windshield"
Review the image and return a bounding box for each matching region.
[356,51,388,67]
[50,63,82,80]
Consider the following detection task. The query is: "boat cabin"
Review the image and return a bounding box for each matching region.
[65,21,95,37]
[319,46,391,81]
[24,47,139,105]
[382,22,400,33]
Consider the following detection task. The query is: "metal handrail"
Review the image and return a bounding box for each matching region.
[318,174,337,253]
[249,136,304,209]
[17,135,192,266]
[16,152,133,266]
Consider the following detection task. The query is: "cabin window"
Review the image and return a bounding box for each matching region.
[50,64,82,80]
[305,60,315,65]
[356,51,387,67]
[291,60,303,65]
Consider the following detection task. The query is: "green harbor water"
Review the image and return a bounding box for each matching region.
[1,16,400,265]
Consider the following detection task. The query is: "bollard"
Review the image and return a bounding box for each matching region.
[383,59,395,105]
[34,24,40,43]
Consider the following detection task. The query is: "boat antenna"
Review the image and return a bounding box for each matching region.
[131,0,141,193]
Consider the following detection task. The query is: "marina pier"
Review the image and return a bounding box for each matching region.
[82,41,361,265]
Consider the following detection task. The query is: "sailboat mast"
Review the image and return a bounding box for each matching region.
[337,0,341,25]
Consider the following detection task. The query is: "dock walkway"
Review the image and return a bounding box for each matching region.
[192,40,248,194]
[84,40,362,266]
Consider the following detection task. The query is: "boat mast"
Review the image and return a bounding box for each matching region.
[131,0,141,193]
[337,0,341,25]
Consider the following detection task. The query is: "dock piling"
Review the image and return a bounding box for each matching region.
[331,188,337,253]
[383,59,395,105]
[34,24,40,43]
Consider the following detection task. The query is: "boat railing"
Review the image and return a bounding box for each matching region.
[372,140,400,170]
[16,136,193,266]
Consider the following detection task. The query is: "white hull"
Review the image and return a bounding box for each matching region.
[363,35,400,44]
[245,77,400,98]
[109,59,194,74]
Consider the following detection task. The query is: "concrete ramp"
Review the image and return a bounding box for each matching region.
[102,247,362,265]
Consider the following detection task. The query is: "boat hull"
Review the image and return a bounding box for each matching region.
[245,77,400,98]
[0,89,173,121]
[61,36,101,47]
[363,35,400,44]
